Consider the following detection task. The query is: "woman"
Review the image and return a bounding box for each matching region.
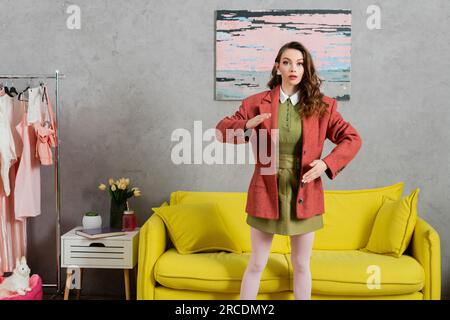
[215,41,362,300]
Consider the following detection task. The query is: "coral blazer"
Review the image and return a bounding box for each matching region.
[215,84,362,220]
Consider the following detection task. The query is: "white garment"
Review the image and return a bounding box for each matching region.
[279,87,300,105]
[27,86,49,125]
[10,98,24,159]
[0,92,17,196]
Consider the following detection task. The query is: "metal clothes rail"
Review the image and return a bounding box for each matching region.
[0,71,65,295]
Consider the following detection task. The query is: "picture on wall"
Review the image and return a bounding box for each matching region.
[215,9,352,101]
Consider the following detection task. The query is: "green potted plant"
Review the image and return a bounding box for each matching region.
[82,211,102,229]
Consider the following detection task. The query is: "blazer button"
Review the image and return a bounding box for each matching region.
[298,198,303,204]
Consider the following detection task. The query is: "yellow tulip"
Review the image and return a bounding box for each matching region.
[134,189,141,197]
[119,183,127,190]
[98,183,106,191]
[108,178,114,186]
[111,185,117,191]
[125,178,130,186]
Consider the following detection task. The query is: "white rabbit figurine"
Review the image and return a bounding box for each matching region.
[0,256,31,296]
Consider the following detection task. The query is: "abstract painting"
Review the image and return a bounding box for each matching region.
[215,9,352,101]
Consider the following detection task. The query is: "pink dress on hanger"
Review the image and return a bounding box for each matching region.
[0,91,27,275]
[34,85,56,166]
[14,101,41,219]
[0,161,27,275]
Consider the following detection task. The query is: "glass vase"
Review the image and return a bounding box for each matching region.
[110,198,127,229]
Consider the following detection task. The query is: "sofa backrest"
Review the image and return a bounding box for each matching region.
[317,182,404,250]
[169,182,404,253]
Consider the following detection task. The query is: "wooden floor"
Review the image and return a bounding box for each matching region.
[43,289,130,300]
[44,293,123,300]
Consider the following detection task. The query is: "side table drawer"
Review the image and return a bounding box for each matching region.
[62,238,135,268]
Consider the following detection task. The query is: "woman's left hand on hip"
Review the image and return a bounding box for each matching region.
[302,159,327,183]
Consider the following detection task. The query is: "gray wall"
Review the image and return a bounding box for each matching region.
[1,0,449,299]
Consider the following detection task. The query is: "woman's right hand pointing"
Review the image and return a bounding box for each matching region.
[245,113,271,129]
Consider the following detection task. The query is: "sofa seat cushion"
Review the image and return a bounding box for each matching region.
[154,248,290,293]
[304,250,425,296]
[154,249,424,296]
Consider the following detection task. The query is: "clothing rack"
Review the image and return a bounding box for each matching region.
[0,71,65,295]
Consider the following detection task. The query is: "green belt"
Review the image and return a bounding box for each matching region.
[278,154,301,170]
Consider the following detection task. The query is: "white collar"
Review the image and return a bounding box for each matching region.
[279,87,300,105]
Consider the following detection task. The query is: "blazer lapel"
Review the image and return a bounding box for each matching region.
[258,84,281,133]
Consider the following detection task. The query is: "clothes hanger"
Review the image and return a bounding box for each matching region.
[42,80,52,128]
[18,79,31,101]
[4,80,14,97]
[9,80,19,97]
[40,80,48,103]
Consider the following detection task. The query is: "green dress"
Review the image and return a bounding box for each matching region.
[246,97,324,235]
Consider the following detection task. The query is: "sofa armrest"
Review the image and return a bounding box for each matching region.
[410,217,441,300]
[137,211,168,300]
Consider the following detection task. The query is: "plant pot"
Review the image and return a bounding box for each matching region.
[82,215,102,229]
[110,199,127,229]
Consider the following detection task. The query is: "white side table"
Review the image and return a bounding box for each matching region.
[61,226,139,300]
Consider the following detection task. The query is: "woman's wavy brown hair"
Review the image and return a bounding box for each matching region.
[267,41,328,119]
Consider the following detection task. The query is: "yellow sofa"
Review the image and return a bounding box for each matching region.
[137,182,441,300]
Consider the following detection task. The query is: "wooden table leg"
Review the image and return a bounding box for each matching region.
[76,268,83,300]
[64,269,73,300]
[132,265,138,300]
[124,269,130,300]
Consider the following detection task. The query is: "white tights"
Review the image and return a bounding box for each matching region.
[240,227,315,300]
